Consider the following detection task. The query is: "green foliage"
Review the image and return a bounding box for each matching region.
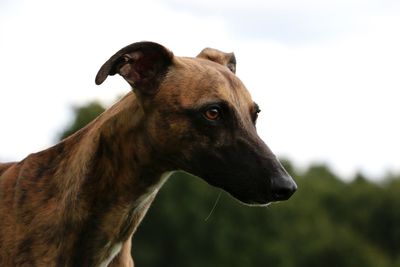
[60,101,400,267]
[59,101,105,140]
[133,169,395,267]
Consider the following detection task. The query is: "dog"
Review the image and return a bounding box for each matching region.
[0,41,297,266]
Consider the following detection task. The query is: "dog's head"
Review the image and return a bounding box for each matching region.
[96,41,296,205]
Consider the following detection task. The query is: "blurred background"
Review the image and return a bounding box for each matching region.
[1,0,400,266]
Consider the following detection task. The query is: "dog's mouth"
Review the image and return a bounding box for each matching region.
[228,191,273,206]
[196,172,269,206]
[198,171,297,206]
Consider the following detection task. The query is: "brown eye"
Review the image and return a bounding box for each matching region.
[203,107,221,121]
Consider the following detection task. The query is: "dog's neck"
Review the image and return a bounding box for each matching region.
[55,92,169,265]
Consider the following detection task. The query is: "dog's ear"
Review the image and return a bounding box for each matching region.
[197,48,236,74]
[95,41,174,95]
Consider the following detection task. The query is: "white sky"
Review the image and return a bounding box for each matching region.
[0,0,399,181]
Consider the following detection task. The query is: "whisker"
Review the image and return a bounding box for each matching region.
[204,190,222,221]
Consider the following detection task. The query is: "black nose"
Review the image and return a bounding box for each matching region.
[271,174,297,201]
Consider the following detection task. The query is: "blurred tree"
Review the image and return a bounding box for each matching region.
[59,100,399,267]
[58,101,105,140]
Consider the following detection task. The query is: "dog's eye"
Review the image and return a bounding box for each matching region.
[203,107,221,121]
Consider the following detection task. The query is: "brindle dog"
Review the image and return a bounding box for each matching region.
[0,41,297,266]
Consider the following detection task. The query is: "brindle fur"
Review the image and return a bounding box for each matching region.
[0,42,296,266]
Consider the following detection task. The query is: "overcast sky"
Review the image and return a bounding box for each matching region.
[1,0,399,180]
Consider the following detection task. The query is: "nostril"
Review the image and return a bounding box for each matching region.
[273,186,296,201]
[272,177,297,201]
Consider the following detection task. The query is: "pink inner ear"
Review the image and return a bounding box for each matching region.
[120,50,158,84]
[135,52,160,75]
[119,63,141,84]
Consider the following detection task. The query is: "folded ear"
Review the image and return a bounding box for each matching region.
[95,41,174,95]
[197,48,236,73]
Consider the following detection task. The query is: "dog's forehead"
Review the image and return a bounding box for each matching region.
[159,57,253,109]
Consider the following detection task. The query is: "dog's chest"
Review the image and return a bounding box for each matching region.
[98,242,123,267]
